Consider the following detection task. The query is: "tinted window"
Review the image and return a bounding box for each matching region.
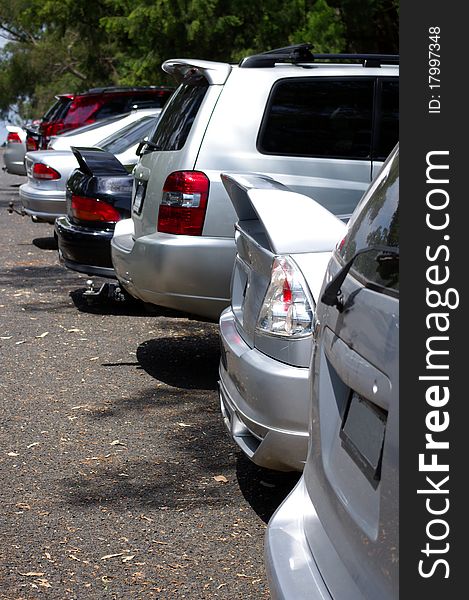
[43,98,69,121]
[93,97,129,120]
[338,147,399,292]
[258,78,374,159]
[374,80,399,161]
[149,81,208,151]
[101,116,159,154]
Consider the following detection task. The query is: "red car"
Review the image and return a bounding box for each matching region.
[26,85,173,150]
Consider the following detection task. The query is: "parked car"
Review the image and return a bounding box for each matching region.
[218,173,345,471]
[111,44,399,321]
[55,148,133,278]
[2,125,27,175]
[47,109,159,151]
[19,111,161,223]
[25,85,173,150]
[265,144,399,599]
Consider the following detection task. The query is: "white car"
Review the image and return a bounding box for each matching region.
[19,112,160,223]
[48,109,161,150]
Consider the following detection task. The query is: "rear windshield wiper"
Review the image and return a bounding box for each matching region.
[321,245,399,310]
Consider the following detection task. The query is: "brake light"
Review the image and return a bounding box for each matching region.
[257,256,315,338]
[71,195,120,222]
[157,171,209,235]
[7,132,22,143]
[32,163,61,180]
[42,121,65,137]
[26,136,39,151]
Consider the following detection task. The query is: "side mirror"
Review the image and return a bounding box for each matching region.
[135,137,148,156]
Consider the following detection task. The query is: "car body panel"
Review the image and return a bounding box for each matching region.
[3,125,27,175]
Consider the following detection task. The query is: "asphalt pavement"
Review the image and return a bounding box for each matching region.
[0,154,300,599]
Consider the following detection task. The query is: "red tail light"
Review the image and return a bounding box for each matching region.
[7,132,22,144]
[41,121,65,137]
[32,163,61,180]
[26,136,39,151]
[71,195,120,223]
[157,171,209,236]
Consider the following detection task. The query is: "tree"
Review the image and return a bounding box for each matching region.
[1,0,398,120]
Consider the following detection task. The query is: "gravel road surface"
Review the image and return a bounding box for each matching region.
[0,155,300,599]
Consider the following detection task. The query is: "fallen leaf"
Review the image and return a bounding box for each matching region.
[122,555,135,563]
[100,552,125,561]
[35,332,49,338]
[37,578,52,588]
[213,475,228,484]
[15,340,26,345]
[177,422,191,428]
[27,442,39,449]
[0,336,12,340]
[69,555,81,562]
[19,572,45,577]
[7,452,19,457]
[110,440,126,446]
[15,503,31,510]
[67,328,81,333]
[89,356,99,361]
[44,552,52,560]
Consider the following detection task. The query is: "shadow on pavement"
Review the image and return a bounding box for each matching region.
[236,455,301,523]
[33,235,58,250]
[136,331,220,390]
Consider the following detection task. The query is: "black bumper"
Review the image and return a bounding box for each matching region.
[55,216,116,278]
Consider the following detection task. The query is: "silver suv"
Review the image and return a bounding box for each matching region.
[265,144,399,599]
[111,44,399,321]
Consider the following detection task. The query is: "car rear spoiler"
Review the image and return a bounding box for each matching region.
[71,147,130,177]
[221,173,346,255]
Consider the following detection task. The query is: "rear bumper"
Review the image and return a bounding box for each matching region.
[19,183,65,223]
[265,477,332,600]
[218,308,309,471]
[111,223,235,321]
[55,216,115,278]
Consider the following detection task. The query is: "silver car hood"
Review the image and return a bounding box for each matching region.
[221,172,346,255]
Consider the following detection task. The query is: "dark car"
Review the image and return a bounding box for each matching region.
[55,147,133,278]
[26,85,173,150]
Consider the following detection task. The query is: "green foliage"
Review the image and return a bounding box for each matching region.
[0,0,398,120]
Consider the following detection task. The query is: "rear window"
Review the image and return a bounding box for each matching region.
[100,116,159,155]
[63,96,102,127]
[148,81,208,151]
[42,97,72,122]
[338,147,399,293]
[258,78,374,159]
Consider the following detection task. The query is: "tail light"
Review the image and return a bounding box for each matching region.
[257,256,315,338]
[157,171,209,235]
[7,132,22,143]
[41,121,65,137]
[71,195,120,223]
[32,163,61,180]
[26,136,39,151]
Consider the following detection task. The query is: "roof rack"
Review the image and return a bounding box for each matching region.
[83,85,173,94]
[239,43,399,68]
